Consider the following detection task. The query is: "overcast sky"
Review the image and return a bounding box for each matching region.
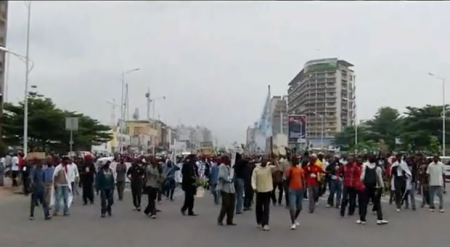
[4,2,449,146]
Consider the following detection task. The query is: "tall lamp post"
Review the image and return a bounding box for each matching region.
[118,68,140,153]
[0,2,33,154]
[0,45,35,154]
[428,72,446,156]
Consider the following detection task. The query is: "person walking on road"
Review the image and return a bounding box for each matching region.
[29,159,51,220]
[127,162,145,211]
[285,157,305,230]
[52,157,73,217]
[115,159,127,201]
[252,157,276,231]
[96,161,115,218]
[357,155,388,225]
[217,156,236,226]
[80,157,95,205]
[143,159,163,218]
[181,154,199,216]
[426,156,445,213]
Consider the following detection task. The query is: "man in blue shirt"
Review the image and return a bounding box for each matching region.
[29,160,51,220]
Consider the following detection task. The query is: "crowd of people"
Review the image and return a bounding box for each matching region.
[0,151,447,231]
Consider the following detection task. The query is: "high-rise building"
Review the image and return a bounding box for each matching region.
[246,125,257,153]
[287,58,356,147]
[270,96,288,136]
[0,1,8,141]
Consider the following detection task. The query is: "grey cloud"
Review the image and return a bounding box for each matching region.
[5,2,450,145]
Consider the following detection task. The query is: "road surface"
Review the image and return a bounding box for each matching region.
[0,188,449,247]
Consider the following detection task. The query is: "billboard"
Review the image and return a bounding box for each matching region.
[288,115,307,143]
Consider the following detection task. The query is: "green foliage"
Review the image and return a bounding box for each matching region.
[334,105,449,154]
[1,92,112,153]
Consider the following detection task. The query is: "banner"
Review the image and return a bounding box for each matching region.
[288,115,307,143]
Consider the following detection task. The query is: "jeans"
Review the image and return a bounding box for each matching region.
[340,186,357,216]
[144,186,158,215]
[429,185,444,209]
[288,188,304,211]
[405,182,416,209]
[181,186,196,214]
[100,189,114,215]
[327,180,342,207]
[164,179,176,200]
[82,182,94,204]
[211,183,220,205]
[30,189,49,217]
[359,187,383,221]
[116,181,125,200]
[255,192,271,226]
[234,178,244,213]
[307,185,319,212]
[271,181,288,205]
[218,192,236,224]
[54,185,69,215]
[421,185,430,206]
[131,182,142,208]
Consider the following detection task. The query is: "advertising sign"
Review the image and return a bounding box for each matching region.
[288,115,307,143]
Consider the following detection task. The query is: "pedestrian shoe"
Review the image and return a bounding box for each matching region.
[326,204,331,208]
[290,224,296,230]
[101,214,105,218]
[236,212,242,215]
[430,208,435,212]
[376,220,388,225]
[44,216,51,221]
[396,209,400,212]
[217,222,224,226]
[150,214,156,219]
[29,216,34,220]
[263,225,270,231]
[226,222,237,226]
[356,220,366,225]
[439,209,445,213]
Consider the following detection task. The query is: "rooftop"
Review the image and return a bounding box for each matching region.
[288,69,304,86]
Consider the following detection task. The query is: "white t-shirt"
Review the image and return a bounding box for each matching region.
[11,156,19,171]
[426,162,445,186]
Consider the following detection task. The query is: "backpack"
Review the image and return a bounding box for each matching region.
[363,165,378,188]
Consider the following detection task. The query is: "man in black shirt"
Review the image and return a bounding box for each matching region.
[80,158,96,205]
[127,162,145,211]
[181,155,198,216]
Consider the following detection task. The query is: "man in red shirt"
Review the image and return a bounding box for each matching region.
[305,155,324,213]
[336,157,361,217]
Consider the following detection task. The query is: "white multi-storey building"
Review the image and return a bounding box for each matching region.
[287,58,356,147]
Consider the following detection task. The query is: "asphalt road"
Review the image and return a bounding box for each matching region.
[0,188,449,247]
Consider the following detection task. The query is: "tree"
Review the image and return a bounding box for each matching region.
[334,104,450,154]
[398,105,450,152]
[364,107,401,150]
[1,92,112,153]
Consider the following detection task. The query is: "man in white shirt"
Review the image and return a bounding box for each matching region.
[68,162,80,198]
[11,154,19,187]
[426,156,445,212]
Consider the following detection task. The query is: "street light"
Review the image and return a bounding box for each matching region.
[428,72,446,156]
[313,111,324,149]
[118,68,140,153]
[0,1,33,154]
